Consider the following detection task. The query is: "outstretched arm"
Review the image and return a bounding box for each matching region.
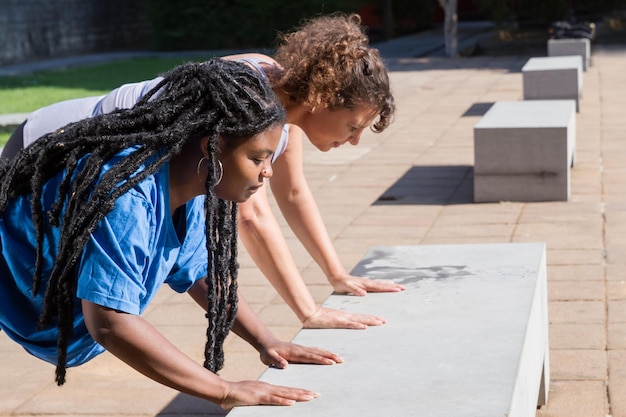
[223,54,404,299]
[238,166,387,329]
[269,126,406,296]
[187,279,343,367]
[231,290,344,367]
[82,299,316,410]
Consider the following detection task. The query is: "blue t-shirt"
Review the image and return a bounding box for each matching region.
[0,148,208,366]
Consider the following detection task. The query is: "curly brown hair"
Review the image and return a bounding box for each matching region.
[272,13,395,133]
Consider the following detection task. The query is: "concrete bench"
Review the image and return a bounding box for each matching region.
[548,38,590,71]
[473,100,576,203]
[228,243,549,417]
[522,56,583,111]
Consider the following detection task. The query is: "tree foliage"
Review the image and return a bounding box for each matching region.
[147,0,365,50]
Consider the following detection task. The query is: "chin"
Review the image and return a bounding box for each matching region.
[214,190,244,202]
[235,192,251,202]
[309,139,331,152]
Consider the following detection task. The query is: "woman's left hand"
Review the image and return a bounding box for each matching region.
[329,273,406,296]
[259,340,343,369]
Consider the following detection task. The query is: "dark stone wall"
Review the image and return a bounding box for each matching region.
[0,0,152,65]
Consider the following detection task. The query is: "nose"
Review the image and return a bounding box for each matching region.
[348,132,362,146]
[261,164,273,179]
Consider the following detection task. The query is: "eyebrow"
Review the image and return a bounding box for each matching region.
[352,121,371,130]
[252,149,275,158]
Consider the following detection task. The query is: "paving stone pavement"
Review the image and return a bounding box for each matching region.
[1,28,625,417]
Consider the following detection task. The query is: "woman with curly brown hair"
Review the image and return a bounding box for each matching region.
[2,13,406,332]
[230,13,406,330]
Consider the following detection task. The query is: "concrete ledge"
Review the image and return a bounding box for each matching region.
[522,56,583,111]
[473,100,576,202]
[228,243,550,417]
[0,113,29,127]
[548,38,591,71]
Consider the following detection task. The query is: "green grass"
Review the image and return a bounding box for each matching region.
[0,55,216,146]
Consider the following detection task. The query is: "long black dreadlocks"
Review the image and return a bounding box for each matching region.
[0,58,285,385]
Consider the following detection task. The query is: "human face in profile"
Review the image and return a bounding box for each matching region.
[214,124,282,202]
[300,104,378,152]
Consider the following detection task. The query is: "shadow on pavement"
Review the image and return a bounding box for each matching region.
[374,165,474,205]
[462,102,495,117]
[157,393,227,417]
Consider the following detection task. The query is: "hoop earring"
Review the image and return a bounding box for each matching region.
[215,160,223,185]
[197,157,223,186]
[196,157,208,176]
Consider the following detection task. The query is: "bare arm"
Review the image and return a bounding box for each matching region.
[231,289,343,367]
[238,164,385,329]
[187,279,342,367]
[82,298,317,410]
[270,127,406,296]
[238,185,318,322]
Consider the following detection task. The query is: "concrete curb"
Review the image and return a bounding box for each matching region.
[0,113,29,126]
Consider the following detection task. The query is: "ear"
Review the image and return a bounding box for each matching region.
[201,135,227,158]
[199,136,211,159]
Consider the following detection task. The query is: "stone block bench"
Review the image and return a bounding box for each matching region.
[473,100,576,203]
[548,38,591,71]
[522,56,583,111]
[228,243,549,417]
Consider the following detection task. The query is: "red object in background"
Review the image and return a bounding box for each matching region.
[360,3,382,29]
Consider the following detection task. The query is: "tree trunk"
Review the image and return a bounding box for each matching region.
[437,0,458,58]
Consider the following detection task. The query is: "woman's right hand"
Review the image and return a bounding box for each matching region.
[221,380,319,410]
[302,306,387,330]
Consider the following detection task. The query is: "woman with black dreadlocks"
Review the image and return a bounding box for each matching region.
[0,59,340,410]
[2,13,406,331]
